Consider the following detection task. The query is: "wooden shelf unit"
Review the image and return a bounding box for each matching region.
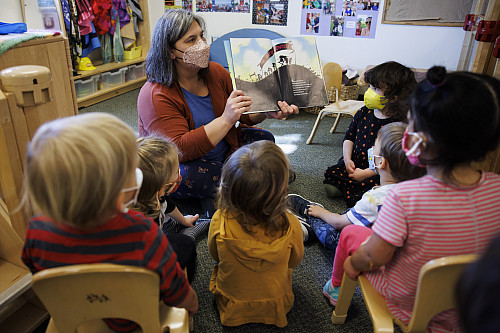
[74,0,150,108]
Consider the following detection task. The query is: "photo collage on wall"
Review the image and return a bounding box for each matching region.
[195,0,250,12]
[252,0,289,26]
[165,0,193,10]
[301,0,379,38]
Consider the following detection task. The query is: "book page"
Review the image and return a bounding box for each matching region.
[229,38,282,113]
[272,36,329,108]
[223,40,237,90]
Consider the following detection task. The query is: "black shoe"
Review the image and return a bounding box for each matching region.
[287,194,324,219]
[295,214,316,243]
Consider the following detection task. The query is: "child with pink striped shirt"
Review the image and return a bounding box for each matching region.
[324,66,500,333]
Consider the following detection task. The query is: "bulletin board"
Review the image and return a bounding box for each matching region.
[300,1,380,39]
[382,0,474,26]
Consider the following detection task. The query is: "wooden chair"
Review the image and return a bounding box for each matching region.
[331,254,478,332]
[31,263,190,333]
[306,62,364,144]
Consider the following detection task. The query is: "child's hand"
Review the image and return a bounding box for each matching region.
[344,256,361,280]
[348,168,374,181]
[344,159,356,174]
[308,205,332,221]
[181,214,199,227]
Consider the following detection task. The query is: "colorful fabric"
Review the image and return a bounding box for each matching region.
[323,106,395,207]
[92,0,113,34]
[22,210,190,333]
[346,184,396,227]
[137,62,259,163]
[208,210,304,327]
[367,172,500,332]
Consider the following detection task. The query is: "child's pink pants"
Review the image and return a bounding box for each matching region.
[331,224,373,286]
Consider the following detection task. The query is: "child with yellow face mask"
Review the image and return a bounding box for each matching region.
[323,61,417,207]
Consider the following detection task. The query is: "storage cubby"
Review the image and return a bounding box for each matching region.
[73,0,150,108]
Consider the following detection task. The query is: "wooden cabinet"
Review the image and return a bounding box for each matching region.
[0,34,77,332]
[0,34,77,238]
[74,0,151,108]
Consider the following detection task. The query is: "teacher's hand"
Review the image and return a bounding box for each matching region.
[266,101,299,120]
[222,90,252,125]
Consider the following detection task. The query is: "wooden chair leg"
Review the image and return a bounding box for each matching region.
[331,273,358,324]
[306,108,333,144]
[329,112,341,134]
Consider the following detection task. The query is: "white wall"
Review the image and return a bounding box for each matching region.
[2,0,24,23]
[5,0,466,74]
[148,1,466,74]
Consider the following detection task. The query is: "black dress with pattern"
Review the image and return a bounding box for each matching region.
[323,106,396,207]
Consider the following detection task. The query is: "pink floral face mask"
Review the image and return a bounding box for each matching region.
[174,39,210,69]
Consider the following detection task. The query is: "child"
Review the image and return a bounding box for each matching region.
[208,141,304,327]
[21,113,198,332]
[327,67,500,332]
[290,122,426,250]
[131,135,210,281]
[324,61,417,207]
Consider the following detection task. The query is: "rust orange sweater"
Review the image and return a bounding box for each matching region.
[137,62,258,162]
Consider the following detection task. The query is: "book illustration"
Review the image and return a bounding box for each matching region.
[226,36,329,113]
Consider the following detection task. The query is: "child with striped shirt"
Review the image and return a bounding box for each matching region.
[21,113,198,332]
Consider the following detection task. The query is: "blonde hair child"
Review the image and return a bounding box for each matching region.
[22,113,198,331]
[208,140,304,327]
[131,136,210,239]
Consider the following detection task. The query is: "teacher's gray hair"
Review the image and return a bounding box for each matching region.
[146,9,208,87]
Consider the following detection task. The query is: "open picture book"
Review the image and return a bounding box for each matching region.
[224,36,329,114]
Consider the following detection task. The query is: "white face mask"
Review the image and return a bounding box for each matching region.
[121,168,143,212]
[174,39,210,69]
[367,147,383,174]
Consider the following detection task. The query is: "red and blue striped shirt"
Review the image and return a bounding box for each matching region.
[22,210,190,332]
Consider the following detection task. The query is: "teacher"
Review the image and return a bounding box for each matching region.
[138,9,298,201]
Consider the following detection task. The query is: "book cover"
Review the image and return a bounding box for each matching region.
[226,36,328,113]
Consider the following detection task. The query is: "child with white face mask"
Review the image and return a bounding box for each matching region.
[288,122,425,249]
[21,113,198,332]
[323,61,417,207]
[332,66,500,332]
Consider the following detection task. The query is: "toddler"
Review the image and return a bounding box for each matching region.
[324,61,417,207]
[290,122,425,250]
[21,113,198,332]
[131,135,210,281]
[208,140,304,327]
[331,67,500,332]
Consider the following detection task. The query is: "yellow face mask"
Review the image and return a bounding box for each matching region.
[364,88,388,110]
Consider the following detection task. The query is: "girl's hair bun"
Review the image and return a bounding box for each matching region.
[426,66,447,87]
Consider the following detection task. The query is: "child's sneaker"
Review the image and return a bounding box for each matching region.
[287,194,324,219]
[294,214,316,243]
[323,279,341,306]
